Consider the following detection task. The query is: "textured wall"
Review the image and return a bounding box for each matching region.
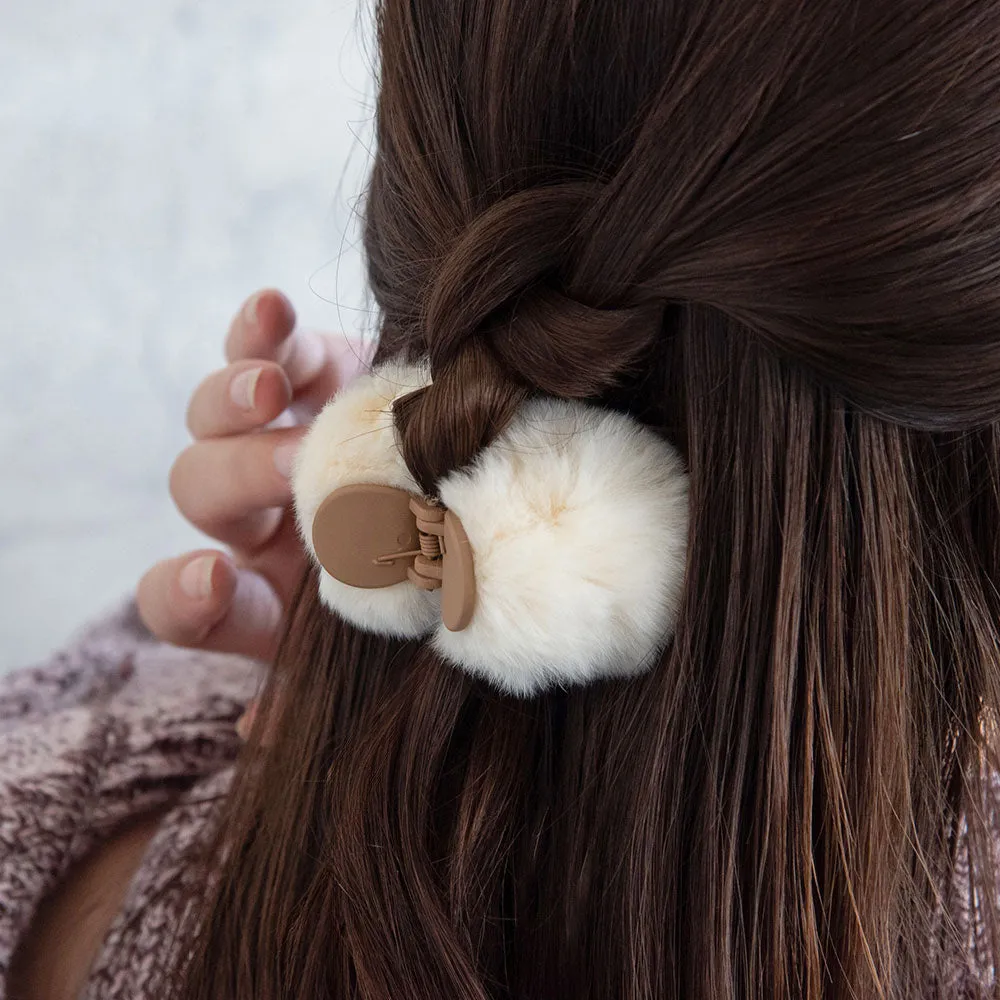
[0,0,373,669]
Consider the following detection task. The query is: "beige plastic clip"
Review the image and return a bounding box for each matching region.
[311,484,476,632]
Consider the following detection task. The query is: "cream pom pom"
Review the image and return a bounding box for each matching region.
[433,397,689,694]
[291,361,689,695]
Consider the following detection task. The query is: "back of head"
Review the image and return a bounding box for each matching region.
[174,2,1000,998]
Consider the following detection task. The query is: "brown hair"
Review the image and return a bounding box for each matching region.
[172,1,1000,996]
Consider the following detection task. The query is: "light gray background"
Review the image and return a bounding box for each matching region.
[0,0,374,670]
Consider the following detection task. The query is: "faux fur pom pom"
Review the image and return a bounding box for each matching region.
[292,362,689,696]
[434,398,689,694]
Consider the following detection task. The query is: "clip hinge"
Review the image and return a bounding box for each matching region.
[407,497,446,591]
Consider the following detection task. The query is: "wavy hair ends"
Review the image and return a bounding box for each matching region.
[171,0,1000,998]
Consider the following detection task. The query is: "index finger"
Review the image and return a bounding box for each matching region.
[224,289,369,410]
[224,289,297,365]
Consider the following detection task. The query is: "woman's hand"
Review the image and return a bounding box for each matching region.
[137,289,367,662]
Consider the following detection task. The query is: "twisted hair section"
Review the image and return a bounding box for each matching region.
[381,178,667,488]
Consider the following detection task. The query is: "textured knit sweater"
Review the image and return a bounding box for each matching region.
[0,599,995,998]
[0,599,257,998]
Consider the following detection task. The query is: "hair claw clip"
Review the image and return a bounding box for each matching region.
[311,484,476,632]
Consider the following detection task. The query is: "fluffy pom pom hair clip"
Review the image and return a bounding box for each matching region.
[292,360,690,696]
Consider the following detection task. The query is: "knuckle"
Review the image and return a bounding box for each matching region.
[136,569,179,642]
[186,371,215,421]
[134,571,158,628]
[167,449,188,503]
[168,446,206,519]
[183,390,201,436]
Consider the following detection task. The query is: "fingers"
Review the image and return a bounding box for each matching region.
[137,551,284,661]
[137,550,236,649]
[232,515,311,607]
[186,360,293,439]
[169,428,303,550]
[226,289,332,392]
[224,289,297,364]
[225,288,370,417]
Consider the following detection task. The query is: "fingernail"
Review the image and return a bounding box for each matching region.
[273,442,299,479]
[230,366,262,411]
[242,291,262,327]
[179,555,216,601]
